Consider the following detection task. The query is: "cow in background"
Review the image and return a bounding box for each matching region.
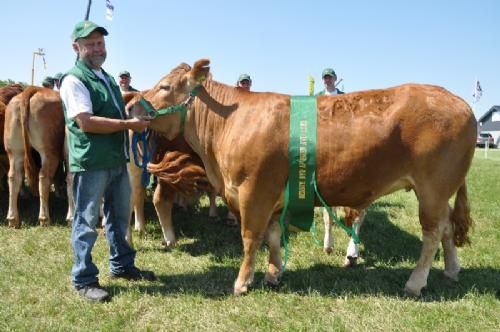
[129,59,476,296]
[323,207,366,266]
[124,91,217,248]
[0,84,24,189]
[3,86,71,227]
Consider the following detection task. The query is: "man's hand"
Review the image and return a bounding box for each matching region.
[127,117,150,132]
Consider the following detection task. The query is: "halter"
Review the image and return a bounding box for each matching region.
[137,85,202,131]
[131,85,202,187]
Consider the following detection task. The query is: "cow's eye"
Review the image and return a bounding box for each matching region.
[159,84,171,91]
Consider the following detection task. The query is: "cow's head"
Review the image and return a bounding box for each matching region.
[128,58,210,139]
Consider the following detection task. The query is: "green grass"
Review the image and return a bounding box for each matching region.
[0,149,499,331]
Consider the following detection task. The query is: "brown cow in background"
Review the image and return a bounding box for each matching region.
[0,84,24,188]
[129,59,476,297]
[3,86,69,227]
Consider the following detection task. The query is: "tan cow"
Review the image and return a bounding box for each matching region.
[4,86,70,227]
[129,59,476,297]
[0,84,24,188]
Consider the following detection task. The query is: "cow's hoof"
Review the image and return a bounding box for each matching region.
[65,218,72,225]
[264,270,280,284]
[39,218,50,227]
[233,284,248,296]
[263,276,280,291]
[323,247,333,255]
[234,279,251,296]
[160,238,177,248]
[343,256,357,267]
[7,218,20,228]
[443,269,460,282]
[403,284,423,298]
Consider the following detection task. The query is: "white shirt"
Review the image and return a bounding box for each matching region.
[60,69,122,119]
[323,88,339,96]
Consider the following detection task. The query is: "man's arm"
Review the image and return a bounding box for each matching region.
[75,113,150,133]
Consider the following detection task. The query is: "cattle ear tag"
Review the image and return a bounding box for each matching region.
[197,74,206,83]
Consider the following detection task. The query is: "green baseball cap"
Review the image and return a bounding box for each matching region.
[238,74,251,82]
[322,68,337,78]
[53,72,64,80]
[119,70,131,78]
[42,76,54,87]
[72,20,108,42]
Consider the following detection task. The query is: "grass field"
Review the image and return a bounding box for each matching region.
[0,149,499,331]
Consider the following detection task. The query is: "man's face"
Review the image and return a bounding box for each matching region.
[239,79,251,91]
[119,75,131,89]
[323,75,336,87]
[73,31,107,70]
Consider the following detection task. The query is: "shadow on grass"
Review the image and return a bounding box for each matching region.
[108,264,500,301]
[126,200,499,301]
[0,190,69,227]
[361,202,422,265]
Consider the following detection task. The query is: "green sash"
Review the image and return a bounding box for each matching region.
[287,96,317,231]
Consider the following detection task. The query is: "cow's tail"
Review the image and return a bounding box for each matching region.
[450,182,473,247]
[20,87,40,195]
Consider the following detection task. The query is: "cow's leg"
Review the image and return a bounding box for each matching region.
[6,153,23,228]
[322,207,333,254]
[234,188,274,295]
[153,182,177,247]
[404,195,448,297]
[127,162,146,234]
[208,191,218,218]
[65,170,74,223]
[344,208,366,267]
[264,218,282,287]
[37,153,59,226]
[441,206,460,282]
[64,141,74,224]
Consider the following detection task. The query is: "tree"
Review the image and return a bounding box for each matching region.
[0,79,28,88]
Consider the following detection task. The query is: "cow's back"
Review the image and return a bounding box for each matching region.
[315,84,476,208]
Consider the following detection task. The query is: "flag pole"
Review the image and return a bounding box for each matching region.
[85,0,92,20]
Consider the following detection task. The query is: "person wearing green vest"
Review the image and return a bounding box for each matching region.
[118,70,139,94]
[316,68,344,96]
[60,20,155,303]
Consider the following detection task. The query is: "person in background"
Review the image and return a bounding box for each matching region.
[236,74,252,91]
[41,76,55,89]
[60,20,155,303]
[118,70,139,94]
[53,72,64,91]
[316,68,344,95]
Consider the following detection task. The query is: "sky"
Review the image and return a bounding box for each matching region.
[1,0,498,119]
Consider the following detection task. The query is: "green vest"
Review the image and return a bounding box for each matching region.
[63,61,129,172]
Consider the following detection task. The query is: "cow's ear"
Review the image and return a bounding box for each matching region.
[190,58,210,83]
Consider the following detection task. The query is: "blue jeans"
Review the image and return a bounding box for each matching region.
[71,164,136,288]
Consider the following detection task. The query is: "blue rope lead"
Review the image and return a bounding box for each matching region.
[131,129,156,187]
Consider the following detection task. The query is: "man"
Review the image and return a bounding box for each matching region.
[118,70,139,94]
[236,73,252,91]
[41,76,55,89]
[53,72,64,91]
[60,20,155,303]
[316,68,344,95]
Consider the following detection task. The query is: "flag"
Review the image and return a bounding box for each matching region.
[472,80,482,103]
[105,0,114,21]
